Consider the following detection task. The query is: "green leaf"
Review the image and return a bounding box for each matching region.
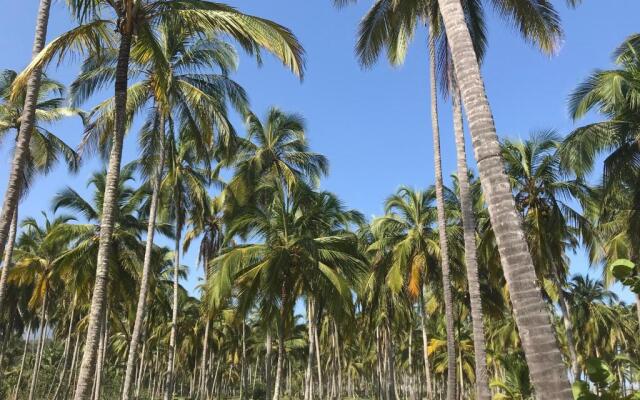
[584,358,614,387]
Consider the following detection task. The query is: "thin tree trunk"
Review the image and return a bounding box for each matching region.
[0,0,51,290]
[13,320,32,400]
[428,23,457,400]
[420,288,433,400]
[66,329,82,400]
[557,282,579,380]
[74,30,133,400]
[240,318,247,400]
[266,327,273,400]
[305,300,314,400]
[164,219,181,400]
[313,311,323,398]
[122,126,165,400]
[451,84,491,400]
[93,306,109,400]
[28,287,48,400]
[53,293,77,400]
[135,339,147,399]
[272,300,286,400]
[437,1,573,398]
[200,318,210,398]
[0,209,17,312]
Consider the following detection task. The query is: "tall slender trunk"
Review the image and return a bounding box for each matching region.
[53,292,78,400]
[200,318,210,397]
[240,318,247,400]
[272,293,287,400]
[437,1,573,398]
[266,327,273,400]
[305,300,315,400]
[428,24,457,400]
[557,282,579,380]
[66,330,82,399]
[28,287,48,400]
[93,305,109,400]
[0,209,17,312]
[313,312,323,398]
[451,85,491,400]
[13,320,32,400]
[0,0,51,282]
[420,288,433,400]
[74,30,133,400]
[135,338,147,399]
[164,218,181,400]
[122,126,166,400]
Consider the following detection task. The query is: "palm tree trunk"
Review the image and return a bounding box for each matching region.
[437,1,573,398]
[199,317,210,397]
[266,326,273,400]
[164,219,181,400]
[73,29,133,400]
[66,329,82,400]
[420,288,433,400]
[451,85,491,400]
[28,287,48,400]
[53,292,77,400]
[135,338,147,400]
[557,282,579,380]
[305,300,315,400]
[272,295,287,400]
[0,208,17,312]
[93,305,109,400]
[0,0,51,280]
[428,23,457,400]
[240,318,247,400]
[13,320,32,400]
[122,125,166,400]
[313,312,323,398]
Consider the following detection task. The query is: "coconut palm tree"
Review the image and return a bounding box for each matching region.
[0,0,52,280]
[13,3,304,397]
[0,71,79,313]
[435,0,574,397]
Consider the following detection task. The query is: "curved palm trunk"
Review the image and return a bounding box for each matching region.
[451,86,491,400]
[0,209,17,313]
[73,30,133,400]
[28,287,48,400]
[163,220,181,400]
[0,0,50,283]
[428,24,457,400]
[122,130,166,400]
[437,1,573,398]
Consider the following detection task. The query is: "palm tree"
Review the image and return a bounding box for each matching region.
[67,18,248,399]
[343,0,566,396]
[0,71,79,313]
[436,0,574,397]
[0,0,52,281]
[13,3,304,398]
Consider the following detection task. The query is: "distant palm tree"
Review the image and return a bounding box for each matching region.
[0,71,79,312]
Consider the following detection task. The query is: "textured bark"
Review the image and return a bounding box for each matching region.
[272,303,286,400]
[0,0,51,276]
[419,288,433,400]
[428,24,457,400]
[199,318,210,397]
[121,130,165,400]
[73,31,133,400]
[93,307,109,400]
[28,288,48,400]
[163,218,181,400]
[0,209,17,311]
[438,0,573,398]
[451,86,491,400]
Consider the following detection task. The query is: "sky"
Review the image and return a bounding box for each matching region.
[1,1,639,301]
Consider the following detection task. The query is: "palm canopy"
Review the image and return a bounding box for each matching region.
[0,70,79,190]
[561,34,640,184]
[13,0,305,99]
[72,19,249,165]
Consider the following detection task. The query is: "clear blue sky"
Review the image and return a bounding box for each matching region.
[1,1,638,300]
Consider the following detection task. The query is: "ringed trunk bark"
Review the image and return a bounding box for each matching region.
[437,0,573,398]
[428,24,457,400]
[0,0,51,275]
[451,85,491,400]
[73,30,133,400]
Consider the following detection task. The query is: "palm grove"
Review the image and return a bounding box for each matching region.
[0,1,637,400]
